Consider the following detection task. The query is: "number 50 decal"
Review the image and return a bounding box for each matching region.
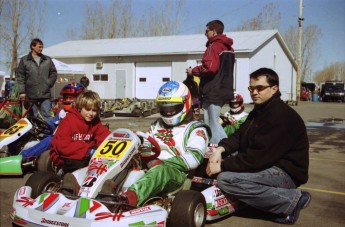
[93,140,132,159]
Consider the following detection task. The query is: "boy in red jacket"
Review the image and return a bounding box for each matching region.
[50,90,110,174]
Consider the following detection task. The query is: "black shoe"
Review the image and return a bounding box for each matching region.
[274,191,311,224]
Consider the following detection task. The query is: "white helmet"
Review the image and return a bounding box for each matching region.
[229,92,244,114]
[156,81,192,126]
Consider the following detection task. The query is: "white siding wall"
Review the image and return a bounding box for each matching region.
[251,38,296,101]
[82,62,133,99]
[234,57,251,103]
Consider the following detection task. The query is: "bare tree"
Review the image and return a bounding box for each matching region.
[314,62,345,84]
[234,3,281,31]
[283,25,322,81]
[139,0,185,36]
[0,0,45,78]
[67,0,185,40]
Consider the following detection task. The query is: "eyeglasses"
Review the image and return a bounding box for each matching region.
[248,85,272,93]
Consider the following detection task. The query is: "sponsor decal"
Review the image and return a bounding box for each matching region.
[88,162,108,175]
[215,197,228,209]
[41,218,69,226]
[129,206,151,215]
[18,187,27,196]
[120,147,135,168]
[82,176,97,187]
[113,133,130,138]
[157,97,172,101]
[162,88,171,92]
[62,202,73,209]
[213,188,223,198]
[95,212,124,221]
[16,196,36,207]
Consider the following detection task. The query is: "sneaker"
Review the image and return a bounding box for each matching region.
[274,191,311,224]
[61,173,80,196]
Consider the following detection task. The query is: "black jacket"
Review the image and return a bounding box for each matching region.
[200,51,234,104]
[16,52,57,100]
[218,92,309,186]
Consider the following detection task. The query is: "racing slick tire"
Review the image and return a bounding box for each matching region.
[25,171,61,199]
[36,150,54,172]
[169,190,206,227]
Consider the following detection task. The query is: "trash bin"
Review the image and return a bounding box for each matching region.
[312,93,318,102]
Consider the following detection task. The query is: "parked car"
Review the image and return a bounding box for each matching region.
[321,81,345,102]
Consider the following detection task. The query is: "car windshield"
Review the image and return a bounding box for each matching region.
[325,86,344,92]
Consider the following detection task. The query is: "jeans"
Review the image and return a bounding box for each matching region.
[32,98,53,123]
[203,103,227,144]
[217,166,301,215]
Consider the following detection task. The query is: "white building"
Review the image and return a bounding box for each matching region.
[43,30,297,103]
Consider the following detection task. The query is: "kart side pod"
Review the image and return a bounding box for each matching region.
[0,155,23,175]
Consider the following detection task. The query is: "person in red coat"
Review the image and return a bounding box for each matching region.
[50,90,110,174]
[186,20,234,144]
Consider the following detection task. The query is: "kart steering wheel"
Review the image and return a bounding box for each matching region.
[30,116,54,136]
[135,131,161,162]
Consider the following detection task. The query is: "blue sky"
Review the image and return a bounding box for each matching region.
[2,0,345,75]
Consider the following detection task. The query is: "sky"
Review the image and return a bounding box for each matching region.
[1,0,345,77]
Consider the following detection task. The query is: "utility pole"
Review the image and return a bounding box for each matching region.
[296,0,303,105]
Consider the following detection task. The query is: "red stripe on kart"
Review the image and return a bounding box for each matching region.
[43,193,59,210]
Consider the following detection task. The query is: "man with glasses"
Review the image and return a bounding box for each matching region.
[206,68,310,224]
[186,20,234,144]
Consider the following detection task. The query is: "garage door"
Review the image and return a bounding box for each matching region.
[135,62,171,99]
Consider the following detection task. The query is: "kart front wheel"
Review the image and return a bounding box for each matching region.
[36,150,54,172]
[25,171,61,199]
[169,190,206,227]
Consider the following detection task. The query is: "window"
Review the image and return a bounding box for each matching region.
[93,74,108,81]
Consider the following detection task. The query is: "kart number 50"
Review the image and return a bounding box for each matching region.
[93,140,132,160]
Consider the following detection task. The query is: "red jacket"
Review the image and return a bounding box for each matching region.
[50,107,110,166]
[192,34,234,77]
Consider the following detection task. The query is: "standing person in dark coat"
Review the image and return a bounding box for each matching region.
[206,68,311,225]
[186,20,234,144]
[16,38,57,123]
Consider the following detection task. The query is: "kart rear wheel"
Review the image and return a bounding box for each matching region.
[36,150,54,172]
[25,171,61,199]
[169,190,206,227]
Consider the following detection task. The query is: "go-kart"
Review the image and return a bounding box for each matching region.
[0,116,54,175]
[11,128,241,227]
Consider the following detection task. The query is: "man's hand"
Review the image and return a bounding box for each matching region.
[208,146,224,163]
[206,162,221,176]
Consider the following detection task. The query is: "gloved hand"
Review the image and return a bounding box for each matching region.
[87,145,98,157]
[146,158,163,169]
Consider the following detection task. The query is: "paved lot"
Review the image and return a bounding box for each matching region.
[1,101,344,226]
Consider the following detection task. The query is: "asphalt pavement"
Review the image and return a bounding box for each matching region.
[1,101,344,227]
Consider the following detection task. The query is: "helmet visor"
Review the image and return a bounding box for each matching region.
[158,102,184,117]
[230,101,240,109]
